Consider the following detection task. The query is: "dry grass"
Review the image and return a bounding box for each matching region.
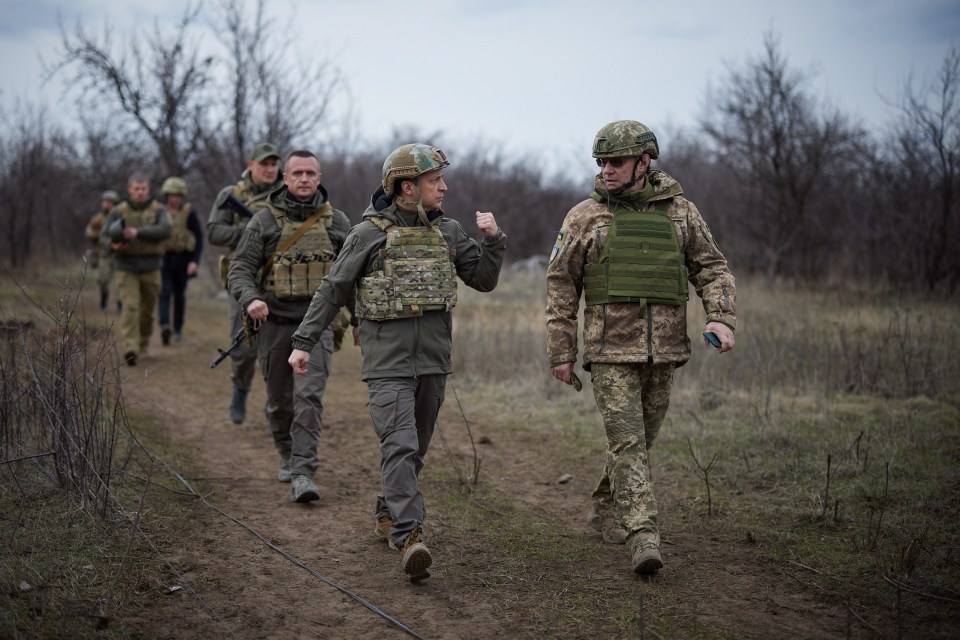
[449,269,960,637]
[0,264,194,638]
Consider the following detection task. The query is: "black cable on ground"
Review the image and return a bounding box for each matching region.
[159,459,427,640]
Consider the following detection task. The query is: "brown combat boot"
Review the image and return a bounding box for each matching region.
[400,526,432,581]
[376,516,398,551]
[587,508,628,545]
[632,545,663,575]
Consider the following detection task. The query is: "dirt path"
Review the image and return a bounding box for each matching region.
[110,296,869,639]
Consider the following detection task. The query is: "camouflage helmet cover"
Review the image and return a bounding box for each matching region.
[100,190,120,202]
[161,176,188,196]
[381,143,450,197]
[592,120,659,159]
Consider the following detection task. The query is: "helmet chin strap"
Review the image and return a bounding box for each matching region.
[399,181,436,226]
[609,157,645,196]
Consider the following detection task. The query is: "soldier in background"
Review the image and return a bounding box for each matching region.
[545,120,737,575]
[208,142,283,424]
[85,190,120,311]
[289,143,506,581]
[158,177,203,345]
[228,150,350,503]
[100,173,172,366]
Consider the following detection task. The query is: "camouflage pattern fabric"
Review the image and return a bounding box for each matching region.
[546,169,736,369]
[356,221,457,320]
[165,202,197,253]
[262,203,335,300]
[112,200,167,256]
[589,362,674,547]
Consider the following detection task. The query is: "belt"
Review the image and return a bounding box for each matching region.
[269,315,303,325]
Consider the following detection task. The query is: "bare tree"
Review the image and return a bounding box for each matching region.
[206,0,343,161]
[700,32,865,282]
[891,45,960,291]
[0,100,80,267]
[43,3,214,176]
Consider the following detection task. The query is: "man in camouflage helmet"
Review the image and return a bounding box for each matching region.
[100,173,173,366]
[228,150,351,503]
[545,120,737,575]
[85,190,120,311]
[158,177,203,345]
[208,142,284,425]
[288,143,506,581]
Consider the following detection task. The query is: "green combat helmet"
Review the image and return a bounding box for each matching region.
[592,120,659,160]
[101,190,120,203]
[107,217,126,243]
[382,143,450,197]
[161,176,188,196]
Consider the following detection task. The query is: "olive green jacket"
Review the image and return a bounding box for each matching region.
[546,169,736,369]
[207,170,283,253]
[292,186,507,381]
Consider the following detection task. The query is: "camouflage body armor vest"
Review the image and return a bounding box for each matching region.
[261,204,334,300]
[233,180,273,220]
[117,201,164,256]
[583,200,689,306]
[165,203,196,253]
[356,217,457,321]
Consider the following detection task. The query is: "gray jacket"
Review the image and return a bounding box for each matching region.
[292,186,507,380]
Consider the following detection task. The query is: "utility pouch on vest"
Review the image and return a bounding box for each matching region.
[265,259,332,299]
[583,200,688,307]
[356,219,457,321]
[261,204,333,300]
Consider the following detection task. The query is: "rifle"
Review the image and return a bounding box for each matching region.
[210,315,259,368]
[221,193,257,220]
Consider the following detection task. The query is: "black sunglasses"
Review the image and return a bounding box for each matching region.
[596,158,627,168]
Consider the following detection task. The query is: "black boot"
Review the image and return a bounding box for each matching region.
[100,292,108,311]
[229,388,248,424]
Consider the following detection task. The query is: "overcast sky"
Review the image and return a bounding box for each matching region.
[1,0,957,176]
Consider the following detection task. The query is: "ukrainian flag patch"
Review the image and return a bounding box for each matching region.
[549,231,565,265]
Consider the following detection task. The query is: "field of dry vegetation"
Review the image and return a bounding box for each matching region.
[1,263,959,638]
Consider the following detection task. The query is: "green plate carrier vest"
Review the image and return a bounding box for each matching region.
[583,200,689,306]
[117,201,164,256]
[356,217,457,321]
[262,204,334,300]
[165,203,196,253]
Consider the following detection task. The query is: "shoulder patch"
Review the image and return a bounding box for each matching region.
[549,230,565,265]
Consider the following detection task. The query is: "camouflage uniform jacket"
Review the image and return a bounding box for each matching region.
[546,169,736,369]
[228,185,351,322]
[99,198,172,273]
[207,170,283,253]
[85,211,108,253]
[291,186,507,381]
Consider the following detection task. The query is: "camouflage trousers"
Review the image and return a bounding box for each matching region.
[115,269,161,355]
[590,362,675,549]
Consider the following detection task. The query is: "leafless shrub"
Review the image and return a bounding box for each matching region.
[0,263,132,518]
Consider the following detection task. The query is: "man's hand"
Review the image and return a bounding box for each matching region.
[187,261,198,277]
[246,299,269,323]
[289,348,311,375]
[551,362,575,385]
[122,227,138,241]
[475,211,499,237]
[352,326,360,347]
[704,321,735,353]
